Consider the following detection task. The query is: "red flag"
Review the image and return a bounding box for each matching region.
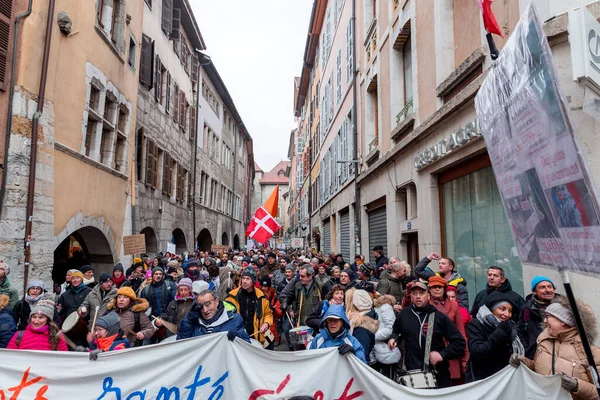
[245,206,281,244]
[477,0,504,37]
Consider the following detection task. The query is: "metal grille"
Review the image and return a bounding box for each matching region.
[322,220,331,256]
[368,206,387,265]
[340,211,351,262]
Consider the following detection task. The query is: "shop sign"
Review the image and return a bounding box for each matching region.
[569,6,600,91]
[413,119,481,170]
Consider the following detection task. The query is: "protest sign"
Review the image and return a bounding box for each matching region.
[291,237,304,248]
[475,3,600,274]
[166,242,176,254]
[0,333,569,399]
[211,244,229,254]
[122,234,146,255]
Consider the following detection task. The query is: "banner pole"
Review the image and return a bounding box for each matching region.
[560,269,600,397]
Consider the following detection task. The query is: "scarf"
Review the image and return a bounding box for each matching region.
[83,277,95,286]
[477,305,524,356]
[25,293,43,304]
[71,283,86,293]
[531,295,551,329]
[112,273,126,287]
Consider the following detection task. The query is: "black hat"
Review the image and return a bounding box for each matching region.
[267,252,277,259]
[113,263,124,273]
[80,265,94,274]
[98,273,112,284]
[354,280,376,293]
[342,268,356,280]
[372,245,384,252]
[260,276,272,287]
[241,267,258,283]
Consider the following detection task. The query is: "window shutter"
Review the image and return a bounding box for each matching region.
[161,0,172,35]
[170,8,181,40]
[146,140,155,188]
[179,91,185,128]
[139,34,154,89]
[192,54,199,84]
[0,0,12,19]
[189,105,196,140]
[172,84,179,123]
[154,55,161,102]
[165,71,171,113]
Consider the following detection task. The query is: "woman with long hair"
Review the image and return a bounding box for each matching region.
[7,298,68,351]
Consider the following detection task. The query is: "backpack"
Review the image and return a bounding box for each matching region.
[15,330,25,347]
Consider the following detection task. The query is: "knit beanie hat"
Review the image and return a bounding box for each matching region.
[30,298,55,320]
[167,260,179,270]
[27,280,45,292]
[133,257,143,265]
[0,262,8,274]
[145,270,152,279]
[80,265,94,274]
[99,273,112,284]
[284,265,295,273]
[152,266,163,276]
[260,276,272,287]
[70,270,84,280]
[531,276,555,292]
[342,268,356,280]
[96,311,121,336]
[178,277,194,291]
[117,286,137,301]
[352,289,373,312]
[428,276,448,288]
[184,260,198,269]
[241,267,257,283]
[113,263,124,273]
[358,263,373,277]
[545,302,575,327]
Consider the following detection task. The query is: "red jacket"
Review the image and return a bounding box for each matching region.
[430,297,469,380]
[263,287,282,342]
[7,324,68,351]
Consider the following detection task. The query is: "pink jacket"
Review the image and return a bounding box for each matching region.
[7,324,68,351]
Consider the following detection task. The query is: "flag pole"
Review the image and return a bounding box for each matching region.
[486,32,499,60]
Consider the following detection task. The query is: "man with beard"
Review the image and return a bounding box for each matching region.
[260,252,279,279]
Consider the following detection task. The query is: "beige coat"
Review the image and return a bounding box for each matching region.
[522,327,600,400]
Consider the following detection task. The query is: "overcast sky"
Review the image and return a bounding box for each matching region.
[191,0,313,173]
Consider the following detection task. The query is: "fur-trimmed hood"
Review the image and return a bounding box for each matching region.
[0,294,9,312]
[373,294,396,308]
[348,310,379,334]
[107,297,149,313]
[552,296,597,342]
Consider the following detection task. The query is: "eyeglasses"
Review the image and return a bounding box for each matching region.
[198,299,216,308]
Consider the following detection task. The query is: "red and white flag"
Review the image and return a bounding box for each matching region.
[476,0,504,37]
[245,206,281,244]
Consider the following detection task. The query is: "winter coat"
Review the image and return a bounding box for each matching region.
[306,300,335,334]
[6,324,68,351]
[161,296,195,333]
[260,263,279,279]
[466,318,515,382]
[347,308,379,364]
[518,293,556,359]
[308,304,367,363]
[430,297,469,379]
[122,274,145,294]
[262,287,283,342]
[90,333,130,351]
[141,279,176,317]
[106,297,155,344]
[225,287,274,344]
[0,278,19,307]
[470,279,525,322]
[79,286,118,329]
[392,303,466,388]
[373,295,401,364]
[0,295,16,348]
[375,255,389,276]
[280,279,330,326]
[57,284,92,323]
[272,269,286,292]
[315,274,331,287]
[217,267,234,301]
[177,302,250,342]
[414,257,469,308]
[377,275,404,304]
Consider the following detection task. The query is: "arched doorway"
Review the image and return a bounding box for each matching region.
[53,226,114,283]
[233,234,240,249]
[197,229,212,252]
[172,229,187,254]
[140,227,158,255]
[222,232,229,246]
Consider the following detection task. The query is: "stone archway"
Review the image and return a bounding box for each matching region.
[221,232,229,246]
[172,228,187,254]
[197,229,212,252]
[233,234,240,249]
[140,226,158,255]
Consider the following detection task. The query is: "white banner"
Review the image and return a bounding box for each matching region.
[0,333,569,399]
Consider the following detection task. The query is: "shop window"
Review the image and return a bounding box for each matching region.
[440,162,523,307]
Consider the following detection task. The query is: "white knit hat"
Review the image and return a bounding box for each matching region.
[545,303,575,327]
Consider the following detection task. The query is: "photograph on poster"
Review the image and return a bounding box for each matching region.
[548,181,600,228]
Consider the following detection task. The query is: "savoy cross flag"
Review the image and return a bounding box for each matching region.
[245,185,280,244]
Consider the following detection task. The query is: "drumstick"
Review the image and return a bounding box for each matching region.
[90,306,100,333]
[285,311,294,327]
[63,335,77,349]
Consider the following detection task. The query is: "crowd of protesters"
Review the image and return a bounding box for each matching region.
[0,246,598,397]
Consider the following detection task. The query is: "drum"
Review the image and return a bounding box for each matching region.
[61,312,80,333]
[160,335,177,344]
[288,326,313,348]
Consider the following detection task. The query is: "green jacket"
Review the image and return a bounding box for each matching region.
[0,277,19,307]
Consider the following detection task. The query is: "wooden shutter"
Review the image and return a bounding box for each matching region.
[179,91,185,128]
[154,55,161,102]
[145,139,155,188]
[189,104,196,140]
[172,83,179,123]
[163,153,172,196]
[139,34,153,89]
[161,0,172,35]
[170,8,181,40]
[187,170,192,208]
[165,71,171,113]
[0,17,8,90]
[191,54,199,84]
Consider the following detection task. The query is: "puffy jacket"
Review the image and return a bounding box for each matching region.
[106,297,155,344]
[372,295,401,364]
[308,304,366,363]
[90,333,130,351]
[141,279,176,317]
[414,257,469,308]
[348,308,378,363]
[7,324,68,351]
[377,276,404,304]
[470,279,525,322]
[79,286,118,329]
[0,294,16,348]
[57,283,92,323]
[177,302,250,342]
[225,287,273,344]
[306,300,331,334]
[518,293,557,359]
[0,277,19,307]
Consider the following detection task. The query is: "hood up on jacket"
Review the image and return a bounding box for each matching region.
[107,297,150,313]
[319,304,350,330]
[552,296,597,343]
[484,290,519,311]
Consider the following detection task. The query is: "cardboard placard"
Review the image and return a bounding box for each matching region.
[123,234,146,256]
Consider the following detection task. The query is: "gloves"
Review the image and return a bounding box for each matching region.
[497,321,513,337]
[338,344,356,356]
[74,345,88,352]
[509,354,522,368]
[559,373,578,393]
[227,330,239,341]
[89,349,103,361]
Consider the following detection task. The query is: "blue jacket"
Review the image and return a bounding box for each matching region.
[177,302,250,343]
[309,304,366,363]
[0,306,16,348]
[141,280,176,317]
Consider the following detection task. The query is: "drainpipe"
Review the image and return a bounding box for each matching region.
[192,77,200,252]
[351,0,361,256]
[23,0,55,292]
[0,0,34,215]
[230,124,238,248]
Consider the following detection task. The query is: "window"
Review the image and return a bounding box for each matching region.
[346,21,353,83]
[187,170,192,208]
[322,7,331,66]
[162,0,173,36]
[85,119,96,157]
[336,49,342,104]
[97,0,124,46]
[146,139,158,188]
[172,83,179,123]
[366,77,379,154]
[0,1,12,91]
[178,92,187,130]
[127,35,136,69]
[89,86,101,111]
[100,128,112,165]
[403,35,413,108]
[139,34,154,89]
[189,99,197,141]
[113,133,126,171]
[176,164,185,203]
[136,128,144,182]
[163,154,174,196]
[165,72,171,114]
[154,56,165,103]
